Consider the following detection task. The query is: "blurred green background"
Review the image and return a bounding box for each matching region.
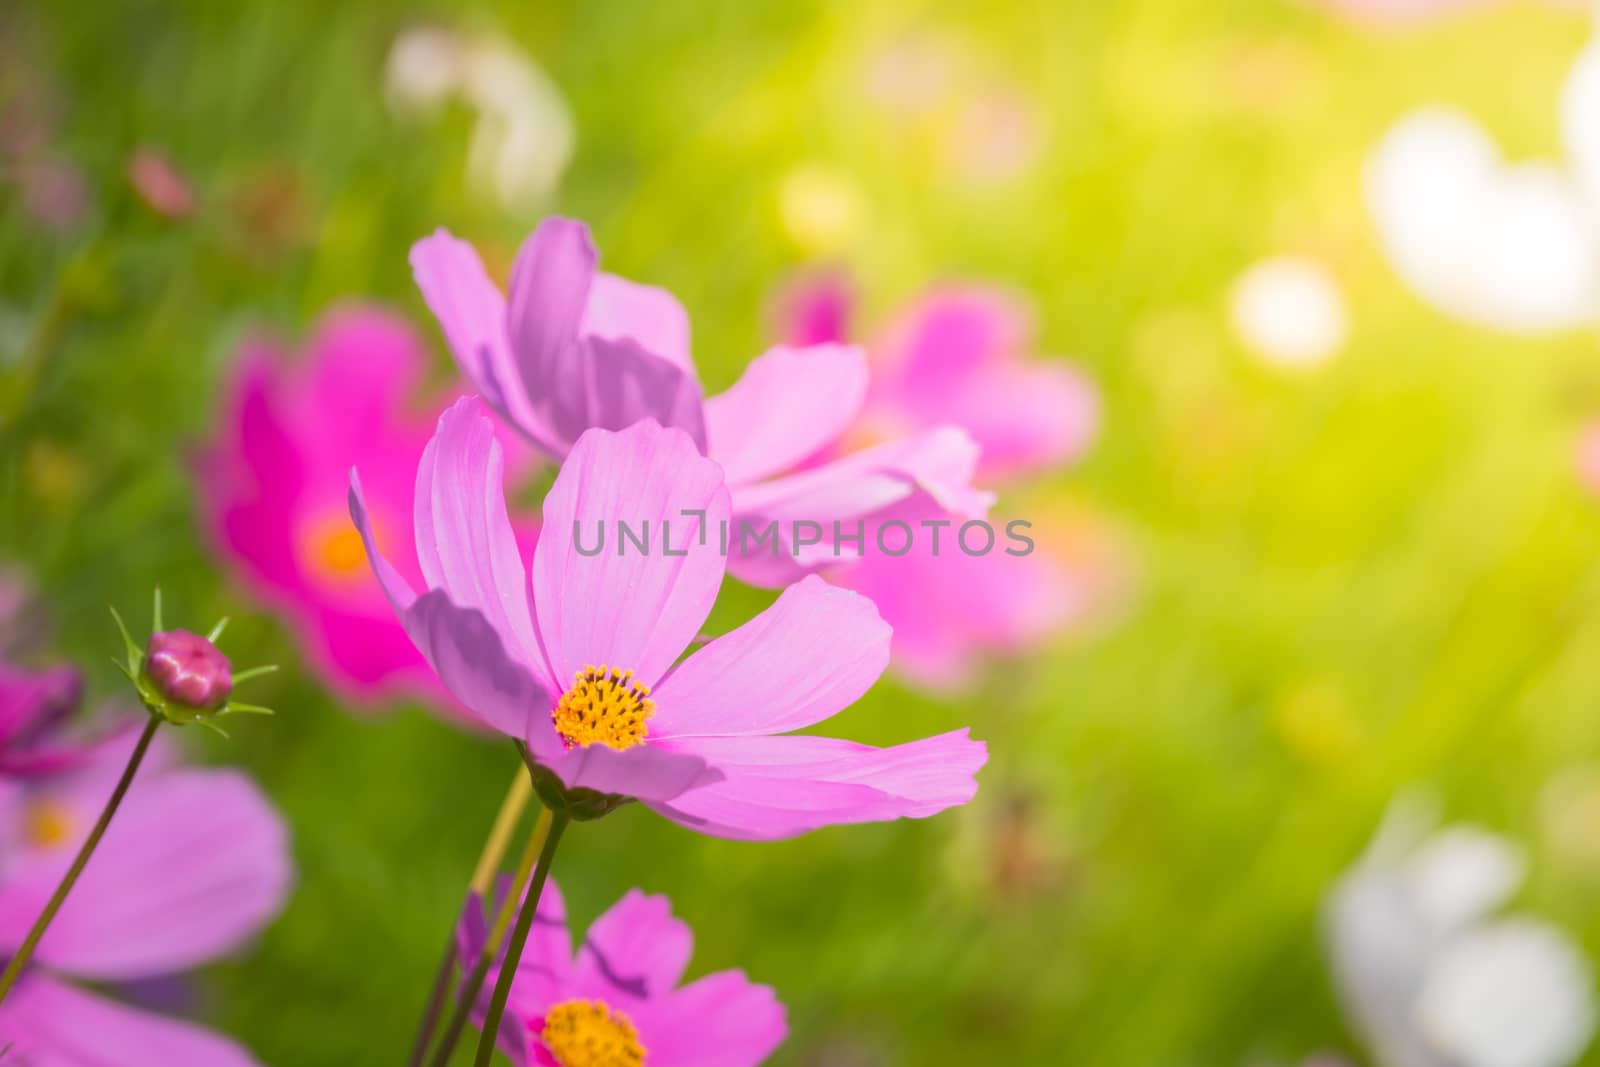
[6,0,1600,1063]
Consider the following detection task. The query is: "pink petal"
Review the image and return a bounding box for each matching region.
[505,878,574,1018]
[725,428,995,588]
[0,973,263,1067]
[1,769,290,980]
[874,288,1031,391]
[635,970,787,1067]
[649,729,986,841]
[582,272,694,371]
[531,421,729,689]
[870,287,1098,480]
[829,495,1082,691]
[411,228,562,453]
[302,306,434,455]
[414,398,545,676]
[705,344,868,487]
[507,219,708,454]
[569,890,692,1000]
[547,740,720,802]
[651,575,888,738]
[349,476,558,748]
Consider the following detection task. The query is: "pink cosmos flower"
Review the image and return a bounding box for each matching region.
[775,276,1105,690]
[0,660,135,780]
[410,218,991,587]
[350,400,986,839]
[196,305,532,711]
[0,733,292,1065]
[462,880,785,1066]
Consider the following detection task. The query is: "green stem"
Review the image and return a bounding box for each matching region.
[0,716,161,1005]
[473,811,568,1067]
[425,786,556,1067]
[408,773,533,1067]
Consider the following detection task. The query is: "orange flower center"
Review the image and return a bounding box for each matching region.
[23,798,74,849]
[302,511,372,582]
[553,666,654,751]
[540,999,646,1067]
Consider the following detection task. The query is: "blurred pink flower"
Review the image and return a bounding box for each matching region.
[1579,422,1600,495]
[0,732,291,1065]
[1313,0,1493,25]
[127,146,195,219]
[0,661,96,779]
[411,218,990,586]
[775,274,1106,691]
[464,881,786,1066]
[196,306,532,712]
[351,404,986,839]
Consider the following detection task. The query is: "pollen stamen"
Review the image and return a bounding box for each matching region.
[553,665,655,751]
[539,997,646,1067]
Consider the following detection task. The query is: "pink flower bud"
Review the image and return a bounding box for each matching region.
[143,630,232,712]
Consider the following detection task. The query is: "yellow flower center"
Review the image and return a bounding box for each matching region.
[553,665,654,751]
[540,999,646,1067]
[23,798,74,849]
[302,511,373,582]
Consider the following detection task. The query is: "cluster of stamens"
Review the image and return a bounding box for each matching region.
[552,665,655,751]
[539,998,646,1066]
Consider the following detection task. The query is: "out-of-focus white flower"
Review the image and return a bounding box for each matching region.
[1229,256,1348,368]
[384,27,574,210]
[1326,796,1597,1067]
[1365,35,1600,334]
[1418,920,1597,1067]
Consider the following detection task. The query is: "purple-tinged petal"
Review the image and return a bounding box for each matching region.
[351,475,558,747]
[507,219,708,453]
[0,973,263,1067]
[547,740,720,802]
[531,421,730,689]
[411,228,562,453]
[569,890,692,1001]
[643,773,900,842]
[649,729,986,841]
[0,768,290,980]
[634,970,787,1067]
[725,427,994,588]
[395,590,559,754]
[582,272,694,371]
[705,344,868,487]
[729,426,991,524]
[414,398,546,679]
[651,576,888,738]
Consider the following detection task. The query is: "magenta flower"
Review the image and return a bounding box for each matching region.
[196,306,533,711]
[143,630,232,712]
[351,399,986,838]
[776,276,1107,690]
[0,734,292,1065]
[0,661,96,779]
[464,880,785,1066]
[410,218,990,587]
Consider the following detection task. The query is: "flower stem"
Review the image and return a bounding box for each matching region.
[425,778,556,1067]
[473,810,568,1067]
[408,770,533,1067]
[0,715,160,1006]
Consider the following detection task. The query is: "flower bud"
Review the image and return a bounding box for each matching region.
[143,630,232,713]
